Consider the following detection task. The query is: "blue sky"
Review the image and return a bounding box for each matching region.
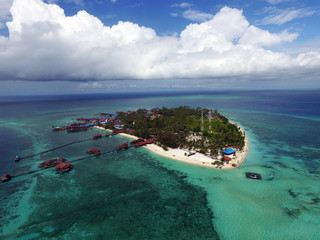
[0,0,319,95]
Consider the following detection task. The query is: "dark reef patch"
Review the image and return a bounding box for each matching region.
[288,189,298,198]
[284,207,301,218]
[270,161,287,168]
[2,151,220,240]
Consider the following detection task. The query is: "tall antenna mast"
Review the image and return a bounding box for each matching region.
[208,110,212,133]
[201,110,204,132]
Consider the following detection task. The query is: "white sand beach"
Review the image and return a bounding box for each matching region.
[95,126,249,169]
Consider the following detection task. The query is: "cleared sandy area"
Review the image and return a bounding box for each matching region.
[95,126,249,169]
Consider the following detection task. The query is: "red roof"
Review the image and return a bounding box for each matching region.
[223,156,232,161]
[134,139,154,147]
[56,162,72,170]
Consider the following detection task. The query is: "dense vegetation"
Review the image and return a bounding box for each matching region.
[111,106,245,156]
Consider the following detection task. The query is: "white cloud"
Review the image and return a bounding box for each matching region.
[171,2,192,8]
[239,27,298,47]
[66,0,84,6]
[182,9,213,22]
[266,0,290,4]
[0,0,319,83]
[262,7,315,25]
[171,13,179,17]
[110,0,117,3]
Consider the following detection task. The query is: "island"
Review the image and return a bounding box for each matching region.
[96,106,249,169]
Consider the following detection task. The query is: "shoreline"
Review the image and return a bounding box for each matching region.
[95,126,249,170]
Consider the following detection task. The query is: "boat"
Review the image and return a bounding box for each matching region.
[117,145,123,150]
[122,143,128,149]
[93,134,102,139]
[38,158,65,168]
[56,162,73,173]
[105,134,110,137]
[245,172,262,180]
[14,155,20,162]
[187,152,196,157]
[86,148,101,155]
[1,174,11,182]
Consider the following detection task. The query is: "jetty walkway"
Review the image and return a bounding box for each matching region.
[17,138,93,161]
[9,148,124,179]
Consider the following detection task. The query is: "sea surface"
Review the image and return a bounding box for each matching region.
[0,90,319,240]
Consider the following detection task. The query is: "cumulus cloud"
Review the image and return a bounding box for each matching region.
[238,27,298,47]
[0,0,319,82]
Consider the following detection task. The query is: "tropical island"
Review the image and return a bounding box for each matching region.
[2,106,248,183]
[97,106,249,169]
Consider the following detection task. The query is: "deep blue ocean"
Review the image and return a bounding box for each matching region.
[0,90,319,240]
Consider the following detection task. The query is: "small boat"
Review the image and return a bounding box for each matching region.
[122,143,128,149]
[86,148,101,156]
[245,172,262,180]
[56,162,73,173]
[117,145,122,150]
[14,155,20,162]
[105,134,110,137]
[1,174,11,182]
[187,152,196,157]
[93,134,102,139]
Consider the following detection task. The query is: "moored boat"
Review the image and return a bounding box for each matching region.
[93,134,102,139]
[14,155,20,162]
[1,174,11,182]
[245,172,262,180]
[86,148,101,155]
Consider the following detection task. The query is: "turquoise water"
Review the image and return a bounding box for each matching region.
[0,91,319,239]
